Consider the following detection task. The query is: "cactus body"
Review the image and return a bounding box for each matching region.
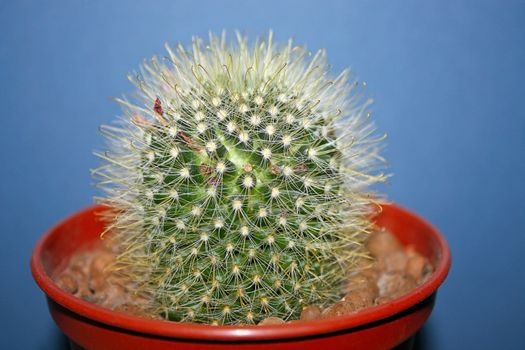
[95,32,385,324]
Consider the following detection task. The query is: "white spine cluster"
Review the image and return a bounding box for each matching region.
[94,31,386,325]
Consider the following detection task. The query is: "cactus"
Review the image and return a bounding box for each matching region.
[94,32,386,325]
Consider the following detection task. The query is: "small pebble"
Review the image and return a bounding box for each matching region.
[69,264,88,281]
[114,303,152,318]
[69,254,90,276]
[377,250,408,272]
[346,273,370,287]
[321,301,358,319]
[98,283,126,308]
[57,273,78,294]
[367,230,402,257]
[89,251,114,279]
[375,296,394,304]
[258,317,285,325]
[405,254,431,281]
[360,266,380,281]
[88,251,114,291]
[347,273,378,292]
[351,260,379,284]
[355,257,375,270]
[300,305,322,320]
[377,272,417,299]
[67,266,91,297]
[344,284,378,309]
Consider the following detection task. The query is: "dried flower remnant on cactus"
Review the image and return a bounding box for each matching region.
[93,31,386,325]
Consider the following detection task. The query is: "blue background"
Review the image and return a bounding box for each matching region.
[1,1,524,349]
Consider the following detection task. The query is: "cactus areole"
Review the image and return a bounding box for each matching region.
[94,32,386,325]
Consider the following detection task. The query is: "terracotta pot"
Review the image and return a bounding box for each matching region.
[31,204,450,350]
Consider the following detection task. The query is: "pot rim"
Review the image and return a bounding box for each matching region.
[31,203,450,342]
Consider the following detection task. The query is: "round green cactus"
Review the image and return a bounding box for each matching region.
[94,32,386,325]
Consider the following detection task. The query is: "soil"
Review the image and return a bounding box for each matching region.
[53,228,433,323]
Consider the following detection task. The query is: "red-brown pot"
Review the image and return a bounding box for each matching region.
[31,204,450,350]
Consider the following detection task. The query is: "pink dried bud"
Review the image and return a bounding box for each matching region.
[293,164,307,173]
[208,177,220,185]
[132,115,150,126]
[153,98,167,125]
[178,131,202,151]
[199,164,213,177]
[270,164,281,175]
[154,98,163,116]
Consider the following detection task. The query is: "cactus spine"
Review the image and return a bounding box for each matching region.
[94,32,385,325]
